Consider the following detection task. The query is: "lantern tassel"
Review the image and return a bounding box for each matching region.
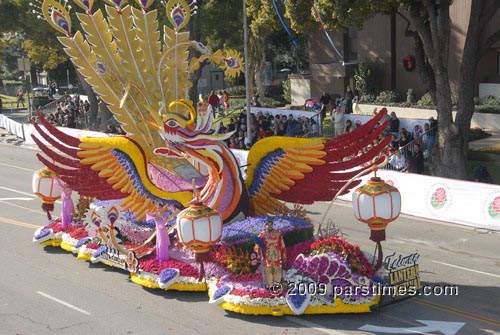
[42,202,54,220]
[371,239,384,272]
[195,251,212,282]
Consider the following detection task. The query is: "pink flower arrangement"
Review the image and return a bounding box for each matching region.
[231,287,285,299]
[44,220,64,234]
[285,240,313,268]
[64,225,89,240]
[140,253,199,277]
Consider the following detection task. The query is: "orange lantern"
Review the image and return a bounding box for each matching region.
[176,200,222,281]
[352,176,401,270]
[32,167,62,220]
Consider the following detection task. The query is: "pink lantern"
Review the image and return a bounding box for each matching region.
[32,167,62,220]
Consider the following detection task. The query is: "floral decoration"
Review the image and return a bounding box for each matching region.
[158,268,180,289]
[310,237,373,277]
[286,286,311,315]
[209,284,234,304]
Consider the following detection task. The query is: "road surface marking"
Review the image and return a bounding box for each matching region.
[413,298,500,327]
[286,316,348,335]
[0,197,34,201]
[0,186,37,197]
[0,186,61,204]
[0,162,36,172]
[432,260,500,279]
[359,320,465,335]
[0,216,40,229]
[0,200,47,216]
[36,291,91,315]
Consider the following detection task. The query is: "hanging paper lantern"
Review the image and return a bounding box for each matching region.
[32,167,62,219]
[176,200,222,282]
[176,201,222,254]
[352,176,401,242]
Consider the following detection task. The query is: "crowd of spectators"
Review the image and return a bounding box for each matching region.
[216,110,320,150]
[385,111,438,174]
[29,95,90,129]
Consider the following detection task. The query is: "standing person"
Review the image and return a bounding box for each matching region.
[319,91,331,122]
[207,90,220,117]
[252,94,261,107]
[222,90,230,114]
[388,112,400,139]
[16,89,25,108]
[412,143,425,174]
[254,219,287,288]
[332,99,346,137]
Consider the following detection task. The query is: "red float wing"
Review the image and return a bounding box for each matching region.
[245,109,391,216]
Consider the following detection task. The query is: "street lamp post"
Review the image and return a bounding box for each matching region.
[243,0,252,144]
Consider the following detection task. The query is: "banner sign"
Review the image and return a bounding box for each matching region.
[385,252,421,297]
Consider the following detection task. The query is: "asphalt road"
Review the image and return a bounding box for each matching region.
[0,143,499,335]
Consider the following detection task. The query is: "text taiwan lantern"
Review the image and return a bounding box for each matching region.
[352,176,401,270]
[32,167,62,220]
[176,201,222,281]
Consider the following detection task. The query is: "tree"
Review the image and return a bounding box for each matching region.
[284,0,500,180]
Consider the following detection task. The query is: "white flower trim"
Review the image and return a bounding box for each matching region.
[78,245,96,256]
[62,233,79,246]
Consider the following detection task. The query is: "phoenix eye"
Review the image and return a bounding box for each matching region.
[166,120,178,128]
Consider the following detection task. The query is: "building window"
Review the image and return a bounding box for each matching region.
[497,51,500,75]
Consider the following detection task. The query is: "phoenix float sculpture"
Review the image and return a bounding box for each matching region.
[33,0,391,225]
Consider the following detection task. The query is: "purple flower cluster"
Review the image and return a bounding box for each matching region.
[159,268,179,284]
[286,287,309,310]
[294,253,372,299]
[92,246,107,258]
[212,285,233,300]
[34,229,51,240]
[75,237,91,249]
[222,216,312,244]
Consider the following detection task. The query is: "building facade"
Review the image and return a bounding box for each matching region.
[307,1,500,101]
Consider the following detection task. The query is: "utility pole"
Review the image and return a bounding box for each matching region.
[243,0,252,144]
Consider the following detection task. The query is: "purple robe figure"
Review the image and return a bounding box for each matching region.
[148,211,170,262]
[54,178,75,226]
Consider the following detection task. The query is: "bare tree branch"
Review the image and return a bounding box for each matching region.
[439,0,451,69]
[478,27,500,60]
[479,0,500,28]
[409,4,435,65]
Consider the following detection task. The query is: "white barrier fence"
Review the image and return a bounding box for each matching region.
[0,114,25,140]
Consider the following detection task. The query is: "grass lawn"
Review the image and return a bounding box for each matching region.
[467,160,500,184]
[0,93,18,109]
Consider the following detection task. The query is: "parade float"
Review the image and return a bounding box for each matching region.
[29,0,405,316]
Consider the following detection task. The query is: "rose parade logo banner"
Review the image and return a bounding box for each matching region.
[427,183,452,215]
[484,191,500,226]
